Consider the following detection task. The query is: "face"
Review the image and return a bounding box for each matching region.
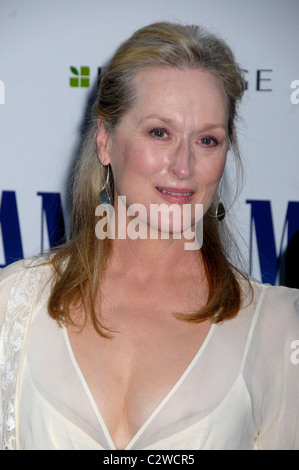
[97,66,228,235]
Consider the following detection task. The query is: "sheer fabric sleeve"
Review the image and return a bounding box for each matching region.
[254,285,299,450]
[0,261,23,328]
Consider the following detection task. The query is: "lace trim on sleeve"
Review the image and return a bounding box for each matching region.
[0,260,43,450]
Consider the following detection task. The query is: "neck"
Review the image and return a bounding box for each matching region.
[99,195,203,282]
[107,232,203,286]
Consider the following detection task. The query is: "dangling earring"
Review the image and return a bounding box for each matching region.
[216,180,225,221]
[99,165,111,205]
[216,201,226,221]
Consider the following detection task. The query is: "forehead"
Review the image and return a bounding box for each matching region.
[128,65,228,125]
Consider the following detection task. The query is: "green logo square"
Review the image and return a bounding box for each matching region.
[80,66,90,76]
[80,78,90,87]
[70,77,79,87]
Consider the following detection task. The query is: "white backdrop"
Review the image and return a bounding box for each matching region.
[0,0,298,284]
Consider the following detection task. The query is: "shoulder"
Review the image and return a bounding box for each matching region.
[250,279,299,317]
[0,260,24,328]
[0,258,25,282]
[0,256,55,328]
[0,255,53,284]
[243,278,299,342]
[0,261,26,323]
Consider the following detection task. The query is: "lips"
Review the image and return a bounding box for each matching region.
[156,186,195,204]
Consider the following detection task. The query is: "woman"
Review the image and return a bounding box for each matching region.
[1,22,299,450]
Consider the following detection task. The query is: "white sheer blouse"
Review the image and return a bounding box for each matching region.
[0,259,299,450]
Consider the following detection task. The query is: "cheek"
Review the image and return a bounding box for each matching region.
[113,141,163,181]
[195,155,227,214]
[212,159,226,184]
[198,155,227,187]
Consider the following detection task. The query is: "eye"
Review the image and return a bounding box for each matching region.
[149,127,169,139]
[200,136,219,147]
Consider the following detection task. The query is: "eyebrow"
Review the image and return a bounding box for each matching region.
[141,114,174,125]
[141,114,227,132]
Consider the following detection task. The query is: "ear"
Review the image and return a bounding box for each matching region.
[96,117,111,166]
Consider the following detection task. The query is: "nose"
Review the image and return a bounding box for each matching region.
[168,138,195,180]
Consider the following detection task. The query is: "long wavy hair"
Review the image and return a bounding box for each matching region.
[47,22,251,336]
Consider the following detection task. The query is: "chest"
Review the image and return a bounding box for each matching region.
[20,288,261,450]
[67,299,211,449]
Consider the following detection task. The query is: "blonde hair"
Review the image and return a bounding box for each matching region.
[48,22,250,335]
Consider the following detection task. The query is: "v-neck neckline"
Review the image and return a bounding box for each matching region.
[63,323,216,450]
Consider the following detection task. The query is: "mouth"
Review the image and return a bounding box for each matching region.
[157,187,193,196]
[156,186,195,204]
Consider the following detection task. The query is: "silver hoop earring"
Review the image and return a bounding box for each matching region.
[99,165,111,205]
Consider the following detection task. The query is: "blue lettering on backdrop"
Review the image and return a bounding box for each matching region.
[0,191,24,267]
[247,200,299,284]
[38,192,66,251]
[0,190,66,268]
[1,191,299,285]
